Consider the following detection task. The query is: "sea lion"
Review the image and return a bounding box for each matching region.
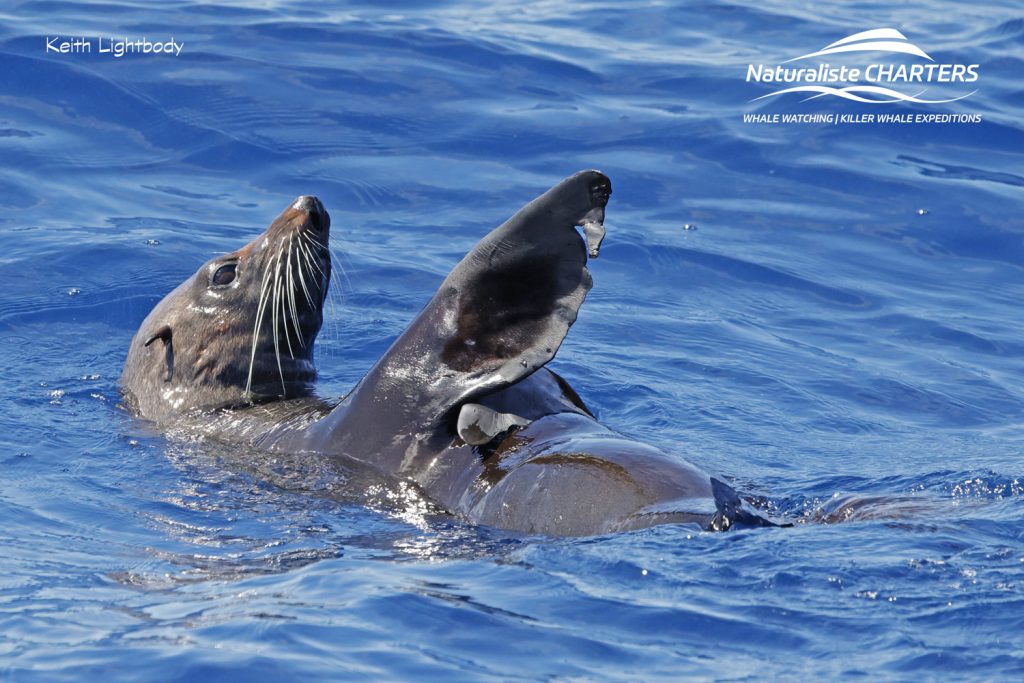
[122,171,774,535]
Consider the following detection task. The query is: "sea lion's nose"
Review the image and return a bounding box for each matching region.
[292,195,324,215]
[291,195,328,233]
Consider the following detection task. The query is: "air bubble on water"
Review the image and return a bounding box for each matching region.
[916,208,929,216]
[682,223,698,231]
[146,239,161,246]
[67,288,81,296]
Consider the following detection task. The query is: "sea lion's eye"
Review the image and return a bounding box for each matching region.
[211,263,237,286]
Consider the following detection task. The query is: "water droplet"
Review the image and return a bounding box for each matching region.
[916,208,929,216]
[683,223,698,231]
[520,360,528,368]
[641,569,648,576]
[67,288,81,296]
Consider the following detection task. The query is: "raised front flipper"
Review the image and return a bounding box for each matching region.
[317,170,611,471]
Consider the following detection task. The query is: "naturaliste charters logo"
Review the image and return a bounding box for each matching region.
[744,28,981,125]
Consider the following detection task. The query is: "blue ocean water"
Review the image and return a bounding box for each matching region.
[1,0,1023,679]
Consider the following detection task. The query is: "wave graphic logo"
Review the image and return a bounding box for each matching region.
[753,85,969,104]
[746,27,978,104]
[784,28,931,63]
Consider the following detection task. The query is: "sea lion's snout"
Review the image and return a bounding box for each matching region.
[291,195,322,212]
[291,195,329,232]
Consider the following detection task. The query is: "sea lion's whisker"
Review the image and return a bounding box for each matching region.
[294,237,316,309]
[297,234,338,324]
[269,244,288,393]
[294,237,321,296]
[279,254,298,359]
[300,232,329,250]
[297,232,328,280]
[299,232,344,339]
[245,246,278,397]
[285,235,305,349]
[296,237,340,351]
[319,237,350,295]
[272,241,295,360]
[314,231,354,303]
[327,249,350,304]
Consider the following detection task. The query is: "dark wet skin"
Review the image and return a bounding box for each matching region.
[123,171,774,536]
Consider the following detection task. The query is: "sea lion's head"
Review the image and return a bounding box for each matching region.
[121,196,331,423]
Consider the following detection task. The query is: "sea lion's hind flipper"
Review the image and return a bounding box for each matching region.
[336,171,611,444]
[709,477,787,530]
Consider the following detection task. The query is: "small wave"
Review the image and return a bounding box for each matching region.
[895,155,1024,188]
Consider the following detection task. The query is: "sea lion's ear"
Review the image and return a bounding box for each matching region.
[336,170,610,440]
[143,324,174,382]
[144,324,172,347]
